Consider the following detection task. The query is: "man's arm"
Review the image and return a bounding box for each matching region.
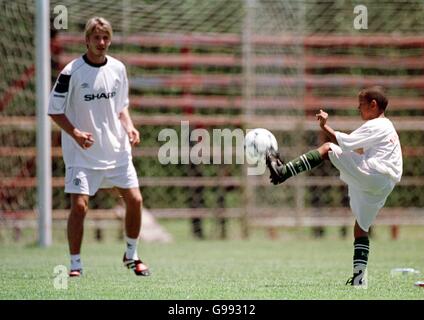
[49,113,94,149]
[316,109,338,144]
[119,107,140,146]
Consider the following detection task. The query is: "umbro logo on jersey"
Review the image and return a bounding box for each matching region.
[81,83,89,89]
[84,91,116,101]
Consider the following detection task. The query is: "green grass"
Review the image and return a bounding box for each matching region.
[1,222,424,300]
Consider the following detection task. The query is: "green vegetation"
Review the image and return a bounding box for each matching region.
[1,1,423,223]
[1,222,424,299]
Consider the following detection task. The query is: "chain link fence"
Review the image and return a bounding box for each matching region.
[1,0,423,241]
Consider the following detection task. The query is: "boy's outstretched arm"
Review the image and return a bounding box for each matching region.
[316,109,338,144]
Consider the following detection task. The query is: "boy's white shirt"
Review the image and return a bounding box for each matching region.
[48,55,131,170]
[335,117,403,183]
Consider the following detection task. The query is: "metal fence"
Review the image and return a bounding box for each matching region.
[1,0,424,240]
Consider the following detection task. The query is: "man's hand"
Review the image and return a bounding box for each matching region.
[73,128,94,150]
[316,109,328,128]
[118,108,140,147]
[127,127,140,146]
[49,114,95,149]
[265,150,286,185]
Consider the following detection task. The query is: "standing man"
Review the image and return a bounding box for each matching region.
[48,17,149,277]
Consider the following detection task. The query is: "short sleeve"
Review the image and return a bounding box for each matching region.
[48,71,72,114]
[116,66,129,113]
[335,122,381,151]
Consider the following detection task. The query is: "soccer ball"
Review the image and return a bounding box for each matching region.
[244,128,278,164]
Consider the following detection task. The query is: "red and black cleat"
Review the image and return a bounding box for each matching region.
[123,254,150,276]
[69,269,83,277]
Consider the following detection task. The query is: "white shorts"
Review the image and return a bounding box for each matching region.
[328,143,395,232]
[65,162,139,196]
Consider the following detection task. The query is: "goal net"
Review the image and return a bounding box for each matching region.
[1,0,424,241]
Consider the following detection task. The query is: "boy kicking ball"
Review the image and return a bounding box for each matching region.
[266,86,403,286]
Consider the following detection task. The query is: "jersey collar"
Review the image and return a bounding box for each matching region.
[83,54,108,68]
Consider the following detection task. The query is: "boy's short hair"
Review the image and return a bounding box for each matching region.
[85,17,113,39]
[359,86,388,111]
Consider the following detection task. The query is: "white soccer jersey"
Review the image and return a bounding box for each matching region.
[48,54,132,170]
[335,117,403,183]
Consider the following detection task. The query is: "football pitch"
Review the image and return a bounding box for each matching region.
[1,222,423,300]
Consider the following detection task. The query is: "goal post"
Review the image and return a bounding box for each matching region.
[36,0,52,247]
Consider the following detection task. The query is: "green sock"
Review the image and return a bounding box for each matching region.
[279,150,323,180]
[353,237,369,283]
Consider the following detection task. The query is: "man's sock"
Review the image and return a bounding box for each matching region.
[125,236,139,260]
[352,237,369,284]
[278,150,323,180]
[70,254,82,271]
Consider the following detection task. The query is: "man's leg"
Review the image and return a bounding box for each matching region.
[118,187,142,240]
[117,187,150,276]
[68,194,89,276]
[347,221,369,286]
[266,143,330,184]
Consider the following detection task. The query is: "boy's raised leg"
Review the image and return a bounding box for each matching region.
[266,149,324,185]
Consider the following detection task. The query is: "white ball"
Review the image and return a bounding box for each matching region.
[244,128,278,164]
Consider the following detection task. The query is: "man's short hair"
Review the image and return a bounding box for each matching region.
[85,17,113,39]
[359,86,388,111]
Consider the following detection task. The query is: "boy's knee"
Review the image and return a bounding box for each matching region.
[323,142,332,152]
[318,142,332,159]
